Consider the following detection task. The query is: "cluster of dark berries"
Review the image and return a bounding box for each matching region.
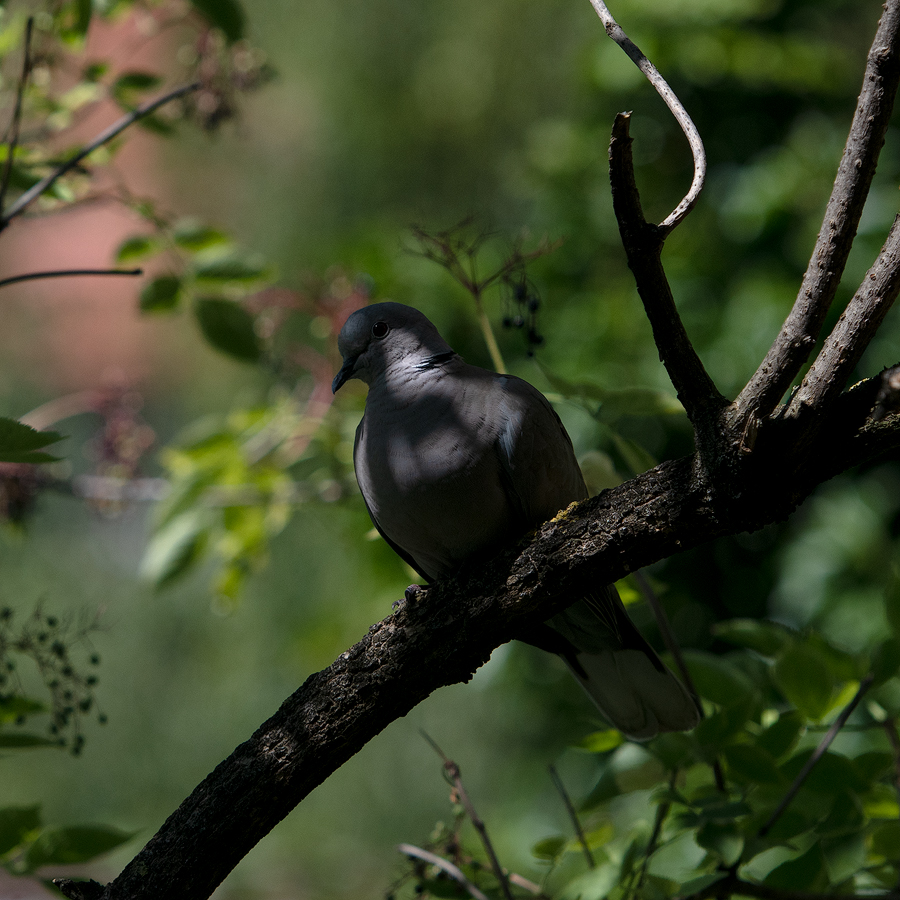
[502,276,545,356]
[0,606,105,755]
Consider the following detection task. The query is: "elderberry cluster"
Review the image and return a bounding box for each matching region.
[502,276,545,356]
[0,606,105,755]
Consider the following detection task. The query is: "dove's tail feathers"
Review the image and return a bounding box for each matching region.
[563,647,701,741]
[547,589,700,741]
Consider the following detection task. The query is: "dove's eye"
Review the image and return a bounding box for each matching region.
[372,321,390,339]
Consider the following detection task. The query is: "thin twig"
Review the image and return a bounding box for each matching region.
[632,571,724,790]
[588,0,705,233]
[548,764,594,869]
[397,844,491,900]
[633,572,697,704]
[758,674,874,838]
[634,769,676,896]
[507,872,547,897]
[0,268,142,290]
[420,731,514,900]
[0,17,34,215]
[734,0,900,425]
[0,81,201,228]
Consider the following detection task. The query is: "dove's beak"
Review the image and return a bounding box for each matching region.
[332,356,358,394]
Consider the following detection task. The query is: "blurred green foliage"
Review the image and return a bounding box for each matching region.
[1,0,900,897]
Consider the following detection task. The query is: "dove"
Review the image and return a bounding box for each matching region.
[332,301,699,739]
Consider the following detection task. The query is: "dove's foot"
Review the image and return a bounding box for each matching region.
[393,584,427,609]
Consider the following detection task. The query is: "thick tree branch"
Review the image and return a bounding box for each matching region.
[608,113,728,458]
[733,0,900,425]
[48,4,900,899]
[53,397,900,900]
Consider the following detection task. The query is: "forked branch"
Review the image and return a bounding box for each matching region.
[608,114,727,456]
[733,0,900,425]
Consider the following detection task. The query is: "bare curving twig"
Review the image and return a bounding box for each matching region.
[397,844,491,900]
[733,0,900,425]
[787,214,900,419]
[421,732,514,900]
[0,81,201,229]
[588,0,706,233]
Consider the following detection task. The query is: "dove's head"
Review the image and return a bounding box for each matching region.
[332,302,456,392]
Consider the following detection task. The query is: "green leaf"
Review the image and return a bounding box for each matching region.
[172,221,230,252]
[116,235,158,264]
[573,729,624,753]
[581,746,665,810]
[82,62,109,82]
[647,830,706,882]
[691,796,752,823]
[532,835,566,861]
[112,71,162,106]
[682,651,758,707]
[773,643,835,719]
[189,0,246,42]
[609,431,657,477]
[822,831,866,885]
[696,821,743,866]
[712,618,793,657]
[194,298,262,363]
[540,365,683,421]
[193,255,269,283]
[886,563,900,637]
[763,844,827,891]
[556,860,620,900]
[853,751,893,785]
[140,275,182,312]
[819,789,864,838]
[140,510,211,588]
[871,821,900,861]
[0,696,45,722]
[678,873,729,897]
[721,743,783,785]
[756,710,805,760]
[0,418,65,464]
[23,825,135,872]
[0,806,42,856]
[74,0,92,36]
[871,637,900,685]
[694,695,756,750]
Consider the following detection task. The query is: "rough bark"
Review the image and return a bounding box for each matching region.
[55,1,900,898]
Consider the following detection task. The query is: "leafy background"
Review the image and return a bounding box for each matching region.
[1,0,899,897]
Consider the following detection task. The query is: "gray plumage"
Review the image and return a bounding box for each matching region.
[332,301,699,740]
